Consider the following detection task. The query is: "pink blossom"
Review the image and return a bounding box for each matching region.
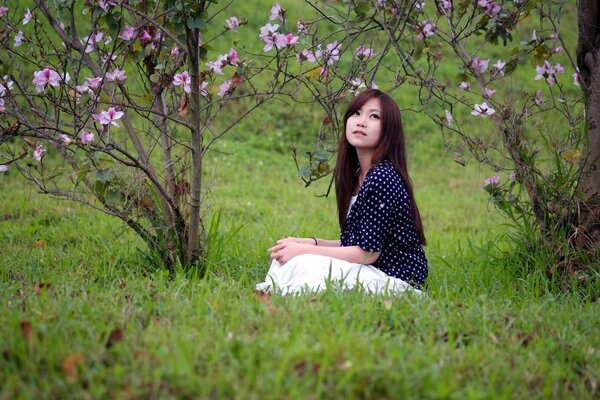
[22,8,32,25]
[0,77,13,97]
[319,68,328,78]
[471,102,496,117]
[32,68,62,92]
[199,81,209,97]
[226,16,241,32]
[348,78,366,93]
[549,33,558,41]
[554,63,565,74]
[535,60,563,85]
[218,80,233,97]
[356,46,374,59]
[534,90,544,106]
[439,0,452,12]
[172,71,191,93]
[468,57,489,74]
[33,144,45,161]
[83,31,103,53]
[106,68,127,82]
[86,76,103,90]
[414,1,425,11]
[93,107,124,127]
[80,130,94,144]
[296,49,315,64]
[14,31,24,47]
[0,98,5,114]
[207,58,225,75]
[119,26,136,41]
[274,33,299,49]
[483,87,496,97]
[324,41,341,66]
[483,175,500,187]
[459,81,471,90]
[171,47,180,57]
[0,7,8,17]
[491,60,505,77]
[531,30,537,41]
[97,0,112,12]
[553,47,562,54]
[477,0,501,18]
[139,29,153,44]
[417,20,437,40]
[0,165,7,173]
[269,3,285,22]
[59,134,72,145]
[227,49,239,64]
[259,23,279,52]
[445,109,453,126]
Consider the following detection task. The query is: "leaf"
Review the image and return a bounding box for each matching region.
[562,149,582,163]
[106,328,124,348]
[306,68,322,79]
[105,190,123,207]
[531,44,551,66]
[314,150,330,162]
[178,94,189,117]
[299,166,312,179]
[95,168,114,183]
[187,17,206,30]
[35,239,46,249]
[62,353,85,382]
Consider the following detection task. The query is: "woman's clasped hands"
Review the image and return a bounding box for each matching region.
[268,236,314,265]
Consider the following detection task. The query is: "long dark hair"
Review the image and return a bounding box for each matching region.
[334,89,426,245]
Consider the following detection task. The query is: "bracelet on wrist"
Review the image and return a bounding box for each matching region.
[310,237,318,246]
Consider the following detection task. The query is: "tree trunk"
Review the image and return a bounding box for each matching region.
[576,0,600,248]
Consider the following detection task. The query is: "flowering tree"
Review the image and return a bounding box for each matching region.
[0,0,596,277]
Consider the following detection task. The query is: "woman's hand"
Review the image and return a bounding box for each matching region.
[277,236,314,245]
[269,241,310,265]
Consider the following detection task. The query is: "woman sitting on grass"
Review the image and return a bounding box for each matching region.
[256,89,427,294]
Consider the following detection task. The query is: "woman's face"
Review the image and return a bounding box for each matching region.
[345,97,382,153]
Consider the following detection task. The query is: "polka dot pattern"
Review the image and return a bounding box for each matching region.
[341,161,428,287]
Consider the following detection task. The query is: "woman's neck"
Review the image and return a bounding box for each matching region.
[356,149,374,182]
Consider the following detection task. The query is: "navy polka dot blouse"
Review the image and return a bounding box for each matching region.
[340,160,428,287]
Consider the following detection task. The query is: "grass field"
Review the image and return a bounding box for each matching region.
[2,0,600,399]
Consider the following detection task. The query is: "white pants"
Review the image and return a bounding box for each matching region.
[255,254,421,296]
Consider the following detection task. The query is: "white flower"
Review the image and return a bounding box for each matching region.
[22,9,32,25]
[14,31,24,47]
[471,102,496,117]
[445,109,453,126]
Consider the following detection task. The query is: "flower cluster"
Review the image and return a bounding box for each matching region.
[355,46,375,60]
[467,57,490,75]
[534,60,564,85]
[32,68,63,93]
[483,175,501,187]
[477,0,501,18]
[259,23,299,52]
[417,20,437,40]
[93,107,124,127]
[207,49,241,75]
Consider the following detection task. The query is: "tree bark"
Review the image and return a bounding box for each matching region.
[576,0,600,248]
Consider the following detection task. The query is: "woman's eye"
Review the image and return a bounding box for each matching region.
[371,114,380,119]
[354,111,361,116]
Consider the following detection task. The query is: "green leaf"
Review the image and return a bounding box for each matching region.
[299,166,312,179]
[94,181,109,196]
[96,168,114,183]
[314,150,330,162]
[76,165,92,181]
[187,17,206,30]
[105,190,123,207]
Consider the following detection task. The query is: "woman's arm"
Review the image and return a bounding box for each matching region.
[269,241,380,265]
[278,236,341,247]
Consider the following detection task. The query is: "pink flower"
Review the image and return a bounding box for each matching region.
[439,0,452,12]
[554,47,562,54]
[14,31,24,47]
[32,68,62,92]
[534,90,544,105]
[97,0,112,12]
[477,0,501,18]
[226,16,241,32]
[227,49,239,64]
[483,87,496,97]
[0,98,5,114]
[207,59,225,75]
[80,130,94,144]
[459,81,471,90]
[199,81,209,97]
[274,33,299,49]
[171,47,180,57]
[297,20,309,35]
[86,76,103,90]
[218,80,233,97]
[0,7,8,17]
[554,63,565,74]
[491,60,505,77]
[59,134,72,145]
[417,20,437,40]
[119,26,136,41]
[535,60,563,85]
[348,78,366,93]
[483,175,500,187]
[172,71,191,93]
[259,23,279,52]
[549,33,558,41]
[106,68,127,82]
[468,57,489,74]
[324,41,341,66]
[139,29,153,44]
[269,3,285,22]
[22,8,32,25]
[0,165,7,173]
[83,31,103,53]
[414,1,425,11]
[471,102,496,117]
[356,46,374,59]
[445,109,453,126]
[93,107,124,127]
[319,68,329,78]
[33,144,45,161]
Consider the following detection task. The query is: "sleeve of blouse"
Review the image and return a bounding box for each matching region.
[355,168,404,252]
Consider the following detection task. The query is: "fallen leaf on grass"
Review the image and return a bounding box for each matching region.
[106,328,124,348]
[33,283,51,294]
[35,239,45,249]
[62,353,85,382]
[20,321,32,344]
[294,360,320,377]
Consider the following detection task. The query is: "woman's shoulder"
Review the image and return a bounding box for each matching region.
[367,160,403,184]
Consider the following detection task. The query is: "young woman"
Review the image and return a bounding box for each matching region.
[256,89,427,294]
